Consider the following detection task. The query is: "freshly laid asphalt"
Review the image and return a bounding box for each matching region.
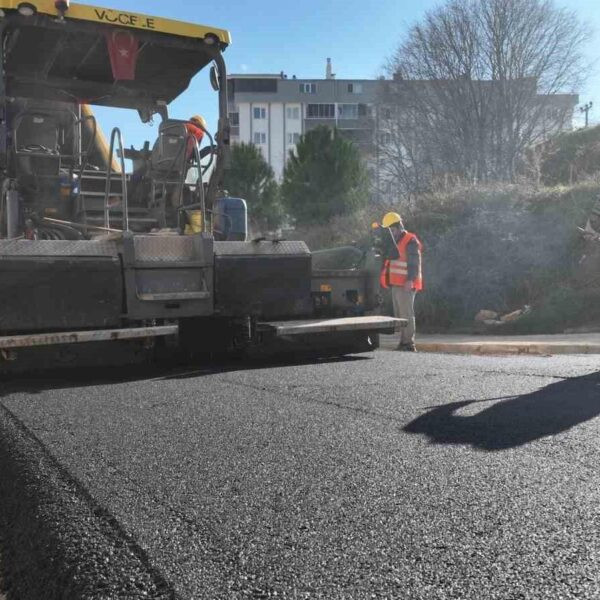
[1,350,600,599]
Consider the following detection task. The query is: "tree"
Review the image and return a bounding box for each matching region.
[282,126,368,226]
[223,143,283,232]
[377,0,589,195]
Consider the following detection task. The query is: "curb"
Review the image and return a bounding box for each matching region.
[379,337,600,355]
[416,342,600,355]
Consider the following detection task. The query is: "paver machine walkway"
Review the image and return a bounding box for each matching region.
[0,1,401,367]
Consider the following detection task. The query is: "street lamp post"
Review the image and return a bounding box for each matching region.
[579,101,593,128]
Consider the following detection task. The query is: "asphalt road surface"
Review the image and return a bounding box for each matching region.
[1,350,600,599]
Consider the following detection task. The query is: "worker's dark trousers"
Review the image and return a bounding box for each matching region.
[391,287,416,346]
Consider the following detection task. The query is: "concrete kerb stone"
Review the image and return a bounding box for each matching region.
[380,334,600,356]
[415,342,600,356]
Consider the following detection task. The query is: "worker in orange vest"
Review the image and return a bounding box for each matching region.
[186,115,207,159]
[163,115,207,212]
[379,212,423,351]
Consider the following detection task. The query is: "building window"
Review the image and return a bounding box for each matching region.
[253,132,266,144]
[358,103,370,117]
[338,104,358,119]
[229,112,239,126]
[545,106,562,120]
[287,132,301,145]
[347,83,363,94]
[286,107,300,120]
[307,103,335,119]
[253,107,266,119]
[233,78,278,93]
[300,83,317,94]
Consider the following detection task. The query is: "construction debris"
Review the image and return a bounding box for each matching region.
[475,309,499,322]
[500,309,525,323]
[475,306,531,327]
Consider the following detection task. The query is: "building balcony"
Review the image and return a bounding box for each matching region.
[304,118,336,130]
[336,117,375,130]
[304,117,374,130]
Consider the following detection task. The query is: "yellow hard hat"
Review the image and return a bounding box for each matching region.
[190,115,207,129]
[382,212,402,228]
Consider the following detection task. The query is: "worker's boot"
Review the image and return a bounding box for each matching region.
[397,343,417,352]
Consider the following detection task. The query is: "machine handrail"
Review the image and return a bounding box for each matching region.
[76,113,97,181]
[191,138,206,232]
[175,134,206,232]
[104,127,129,232]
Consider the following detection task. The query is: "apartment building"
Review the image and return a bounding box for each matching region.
[228,59,379,179]
[228,60,579,190]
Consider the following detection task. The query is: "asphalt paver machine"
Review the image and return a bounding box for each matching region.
[0,0,401,367]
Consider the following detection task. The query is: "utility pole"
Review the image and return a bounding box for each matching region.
[579,101,593,128]
[375,104,380,205]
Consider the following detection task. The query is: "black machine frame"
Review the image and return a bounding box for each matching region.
[0,8,402,361]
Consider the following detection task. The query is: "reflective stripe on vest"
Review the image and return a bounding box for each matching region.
[389,260,408,275]
[380,232,423,290]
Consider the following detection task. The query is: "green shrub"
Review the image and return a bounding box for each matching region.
[537,126,600,186]
[501,286,600,334]
[407,185,571,327]
[290,181,600,333]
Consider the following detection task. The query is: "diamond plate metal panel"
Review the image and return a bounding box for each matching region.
[214,241,310,256]
[0,240,119,257]
[134,235,196,262]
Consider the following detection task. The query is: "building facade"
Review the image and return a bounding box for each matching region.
[228,61,579,193]
[228,61,380,180]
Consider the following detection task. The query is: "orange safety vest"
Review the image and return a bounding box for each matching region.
[185,122,205,158]
[380,231,423,290]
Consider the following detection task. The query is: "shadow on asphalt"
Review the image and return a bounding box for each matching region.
[404,372,600,450]
[0,354,370,397]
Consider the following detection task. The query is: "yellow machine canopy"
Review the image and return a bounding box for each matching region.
[0,1,231,109]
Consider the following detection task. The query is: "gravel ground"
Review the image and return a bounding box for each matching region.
[1,351,600,599]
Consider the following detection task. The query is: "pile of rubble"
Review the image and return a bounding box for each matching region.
[475,306,531,327]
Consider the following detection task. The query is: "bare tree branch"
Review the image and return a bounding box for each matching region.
[376,0,590,197]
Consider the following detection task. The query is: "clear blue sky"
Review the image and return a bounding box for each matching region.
[84,0,600,150]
